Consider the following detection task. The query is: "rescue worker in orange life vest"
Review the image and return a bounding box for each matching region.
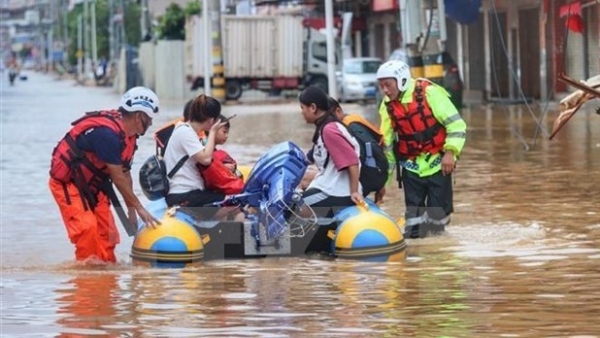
[376,60,467,239]
[48,87,161,263]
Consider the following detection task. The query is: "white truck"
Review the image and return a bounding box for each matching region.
[185,15,338,100]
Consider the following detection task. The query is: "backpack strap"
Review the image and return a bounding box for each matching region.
[322,120,353,170]
[165,122,194,178]
[167,155,189,178]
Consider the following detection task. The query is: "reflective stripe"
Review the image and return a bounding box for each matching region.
[446,131,466,139]
[429,155,442,168]
[400,160,420,171]
[405,215,426,226]
[426,214,451,226]
[441,114,463,126]
[302,191,330,207]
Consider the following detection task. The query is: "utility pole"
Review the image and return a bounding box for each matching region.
[119,0,127,47]
[203,0,212,96]
[140,0,149,40]
[325,0,337,97]
[108,0,114,61]
[77,14,83,80]
[210,0,226,102]
[83,0,90,76]
[91,0,98,66]
[48,0,54,68]
[62,0,69,61]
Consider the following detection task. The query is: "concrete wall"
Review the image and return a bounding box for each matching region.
[113,47,127,95]
[155,40,186,100]
[138,41,156,91]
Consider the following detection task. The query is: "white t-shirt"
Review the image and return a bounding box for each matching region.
[164,122,205,194]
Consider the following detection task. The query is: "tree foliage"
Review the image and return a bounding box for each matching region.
[157,1,202,41]
[66,0,141,65]
[157,3,185,40]
[185,1,201,16]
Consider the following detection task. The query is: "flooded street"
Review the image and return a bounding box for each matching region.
[1,72,600,337]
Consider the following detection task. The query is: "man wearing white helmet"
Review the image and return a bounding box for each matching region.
[49,86,161,263]
[376,60,467,239]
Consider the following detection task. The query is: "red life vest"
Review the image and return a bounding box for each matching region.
[49,111,137,200]
[385,79,446,160]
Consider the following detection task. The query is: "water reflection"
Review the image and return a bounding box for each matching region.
[55,272,128,337]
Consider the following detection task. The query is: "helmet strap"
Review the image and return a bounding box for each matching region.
[139,112,151,135]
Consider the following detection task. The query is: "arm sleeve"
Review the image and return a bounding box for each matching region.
[322,123,359,171]
[179,126,205,158]
[425,85,467,156]
[78,127,122,165]
[378,100,397,183]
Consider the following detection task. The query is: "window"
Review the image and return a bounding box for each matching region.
[312,42,327,63]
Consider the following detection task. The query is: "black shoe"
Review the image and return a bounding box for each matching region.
[404,223,446,239]
[418,222,446,238]
[403,225,421,239]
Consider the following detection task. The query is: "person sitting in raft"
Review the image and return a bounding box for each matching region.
[298,86,363,217]
[163,94,244,221]
[197,114,244,195]
[154,99,205,157]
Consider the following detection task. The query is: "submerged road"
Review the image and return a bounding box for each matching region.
[1,71,600,337]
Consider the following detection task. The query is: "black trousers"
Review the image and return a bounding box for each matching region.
[402,168,453,237]
[166,189,226,219]
[302,188,354,218]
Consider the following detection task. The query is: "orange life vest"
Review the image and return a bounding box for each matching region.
[385,79,446,160]
[341,114,384,146]
[49,111,137,205]
[154,118,206,157]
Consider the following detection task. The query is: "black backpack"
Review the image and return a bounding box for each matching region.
[139,154,188,200]
[322,119,389,196]
[139,122,192,200]
[345,121,389,196]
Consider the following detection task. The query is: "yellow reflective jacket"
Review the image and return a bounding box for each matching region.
[378,78,467,179]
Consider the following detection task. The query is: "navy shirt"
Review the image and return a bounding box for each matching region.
[75,127,122,165]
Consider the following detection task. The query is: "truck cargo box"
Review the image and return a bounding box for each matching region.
[186,15,304,80]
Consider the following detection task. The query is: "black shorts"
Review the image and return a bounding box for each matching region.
[166,189,226,219]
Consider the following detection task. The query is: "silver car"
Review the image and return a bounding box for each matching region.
[337,57,382,102]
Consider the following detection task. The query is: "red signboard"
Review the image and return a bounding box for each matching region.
[372,0,399,12]
[302,17,367,32]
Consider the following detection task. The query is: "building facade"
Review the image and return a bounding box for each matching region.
[367,0,600,100]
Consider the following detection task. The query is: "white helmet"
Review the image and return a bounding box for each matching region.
[120,86,159,118]
[376,60,412,92]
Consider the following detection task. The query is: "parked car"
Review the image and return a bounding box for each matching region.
[336,57,383,103]
[388,49,463,109]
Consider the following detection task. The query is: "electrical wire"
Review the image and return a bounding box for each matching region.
[532,1,572,147]
[490,0,550,140]
[419,0,435,55]
[489,0,530,150]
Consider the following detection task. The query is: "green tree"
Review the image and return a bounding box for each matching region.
[66,0,141,65]
[185,1,201,16]
[156,3,185,40]
[156,1,202,41]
